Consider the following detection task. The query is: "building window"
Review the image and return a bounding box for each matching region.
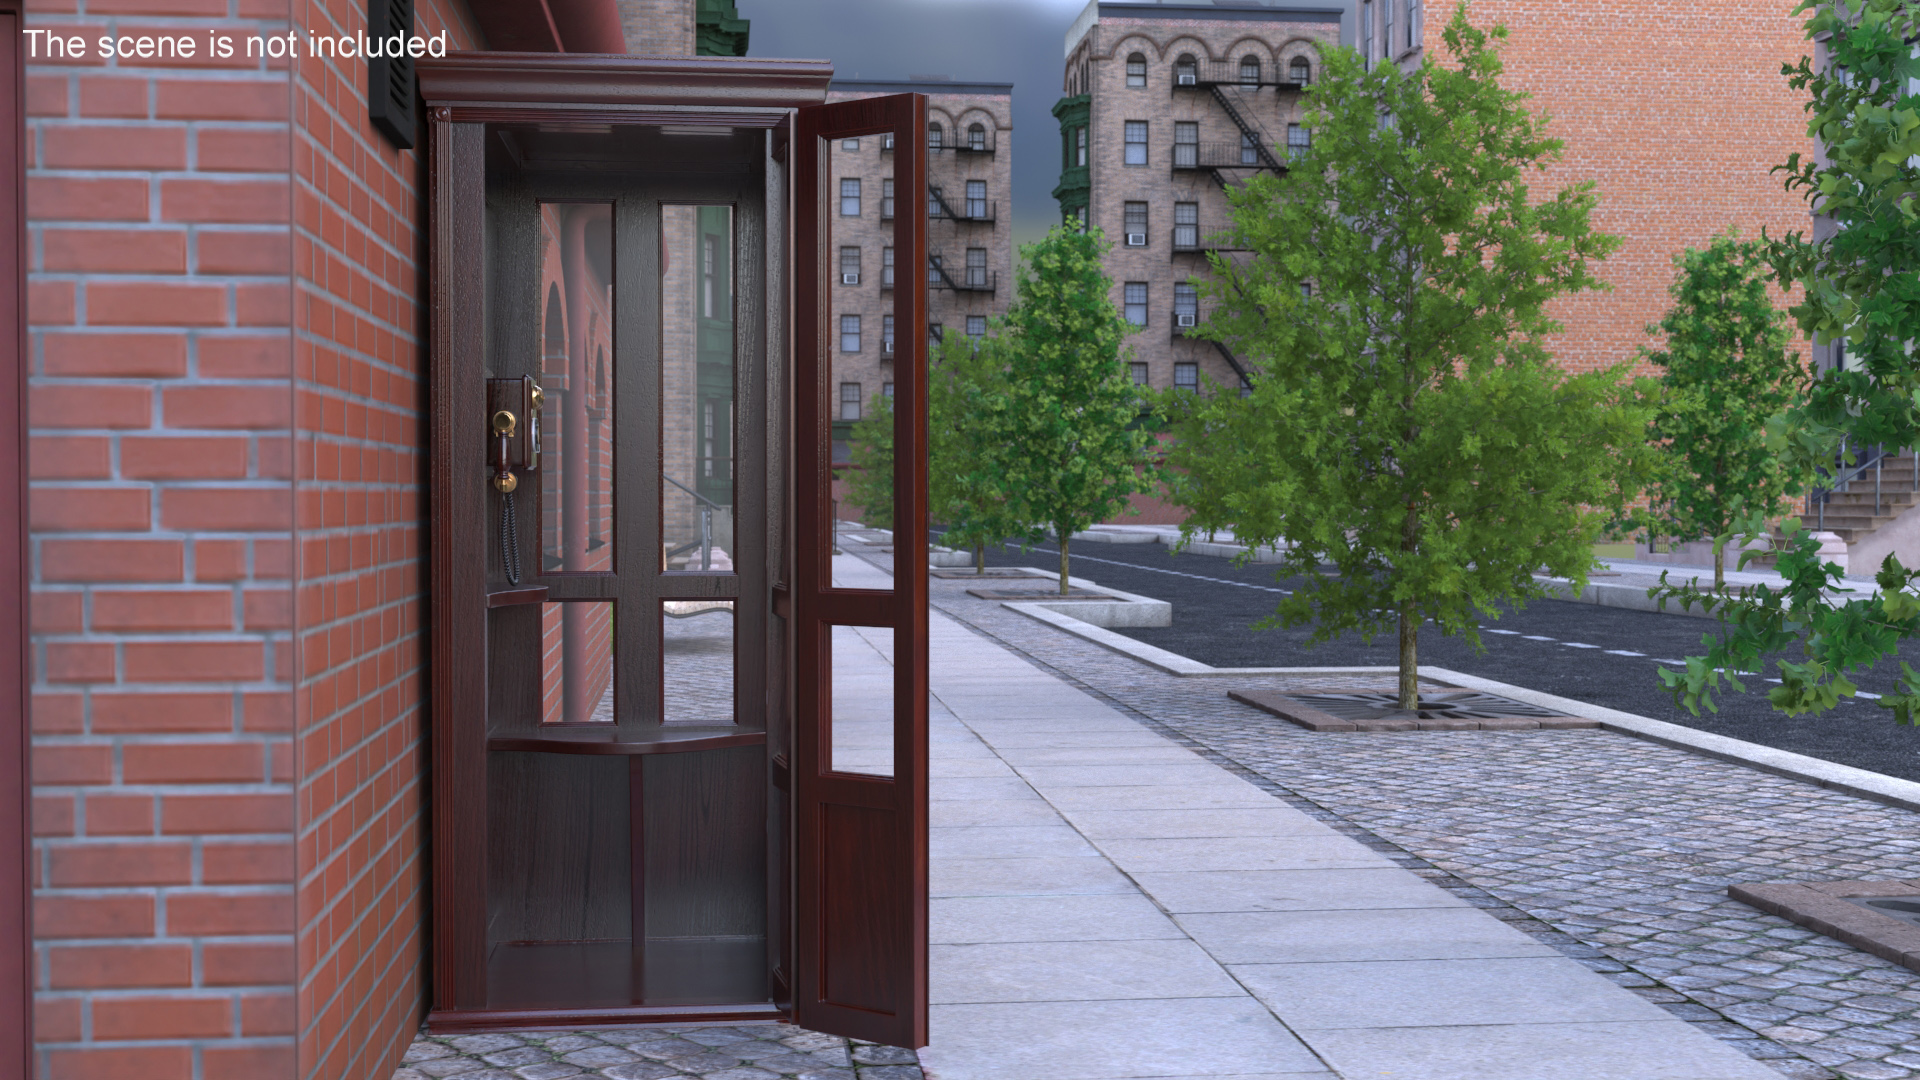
[968,122,987,150]
[929,322,944,348]
[1130,362,1150,386]
[840,178,861,216]
[966,180,988,219]
[1075,126,1088,167]
[967,315,987,341]
[1174,362,1198,391]
[1385,0,1395,57]
[882,382,894,397]
[702,234,717,317]
[1288,124,1311,160]
[929,186,943,219]
[1124,202,1148,246]
[966,247,987,287]
[840,382,861,421]
[883,314,895,355]
[1408,0,1421,48]
[929,253,945,286]
[1240,133,1258,165]
[1291,56,1311,84]
[1174,202,1198,248]
[1301,281,1313,300]
[1076,206,1089,231]
[883,246,895,287]
[882,178,895,220]
[1173,122,1198,169]
[839,245,861,285]
[840,315,862,353]
[1124,281,1148,326]
[882,132,895,151]
[1123,120,1148,166]
[1240,55,1261,85]
[1363,0,1374,66]
[841,137,860,151]
[1126,51,1147,87]
[1175,53,1196,85]
[1174,282,1198,326]
[929,122,944,149]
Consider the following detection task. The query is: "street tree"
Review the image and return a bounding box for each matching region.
[1639,231,1804,590]
[928,327,1017,573]
[996,225,1156,594]
[843,389,894,530]
[1658,0,1920,722]
[1160,5,1648,711]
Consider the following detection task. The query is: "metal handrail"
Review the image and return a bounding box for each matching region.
[1807,441,1915,531]
[663,473,727,570]
[664,472,726,510]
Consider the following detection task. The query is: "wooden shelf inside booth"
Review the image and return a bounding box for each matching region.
[488,585,549,607]
[487,723,767,756]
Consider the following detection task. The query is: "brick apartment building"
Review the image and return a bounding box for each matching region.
[823,78,1011,457]
[7,1,789,1078]
[1051,0,1342,393]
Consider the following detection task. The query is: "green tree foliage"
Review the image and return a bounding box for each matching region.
[1159,5,1647,710]
[1639,232,1804,590]
[996,225,1155,594]
[929,328,1016,572]
[843,390,894,530]
[1657,0,1920,723]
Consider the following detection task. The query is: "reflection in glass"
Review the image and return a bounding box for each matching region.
[830,625,894,776]
[541,601,614,724]
[539,202,615,575]
[662,603,735,725]
[662,205,735,573]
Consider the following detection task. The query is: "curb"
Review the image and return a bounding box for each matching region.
[1003,599,1920,817]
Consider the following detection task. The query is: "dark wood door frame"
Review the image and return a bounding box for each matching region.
[1,0,33,1070]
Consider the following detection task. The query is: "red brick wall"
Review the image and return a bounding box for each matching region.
[287,1,480,1079]
[1426,2,1816,375]
[24,1,299,1077]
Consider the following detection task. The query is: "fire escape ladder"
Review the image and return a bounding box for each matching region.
[1207,168,1229,191]
[928,184,963,222]
[1208,85,1285,172]
[1213,339,1252,388]
[928,249,963,291]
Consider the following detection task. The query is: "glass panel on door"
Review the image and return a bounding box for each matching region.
[662,204,736,575]
[538,202,615,575]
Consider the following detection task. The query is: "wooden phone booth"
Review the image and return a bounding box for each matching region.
[420,54,930,1046]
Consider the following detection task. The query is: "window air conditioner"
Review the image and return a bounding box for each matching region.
[1127,233,1147,246]
[883,338,895,355]
[1178,73,1196,85]
[842,272,860,285]
[1177,313,1197,327]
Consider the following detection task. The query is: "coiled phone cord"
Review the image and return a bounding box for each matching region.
[500,489,522,586]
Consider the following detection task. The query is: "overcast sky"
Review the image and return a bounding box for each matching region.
[744,0,1089,246]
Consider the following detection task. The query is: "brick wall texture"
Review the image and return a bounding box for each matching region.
[23,0,480,1078]
[1394,0,1817,376]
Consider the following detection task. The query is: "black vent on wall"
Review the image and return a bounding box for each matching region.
[368,0,417,150]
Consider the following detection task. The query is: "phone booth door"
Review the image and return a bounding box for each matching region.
[420,56,929,1046]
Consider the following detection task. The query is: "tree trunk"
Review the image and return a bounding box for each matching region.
[1714,544,1724,591]
[1059,535,1071,595]
[1398,602,1419,712]
[975,544,985,575]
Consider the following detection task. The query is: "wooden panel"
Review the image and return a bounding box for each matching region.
[0,0,30,1067]
[791,94,930,1049]
[642,746,766,939]
[431,116,493,1011]
[487,753,631,943]
[486,604,544,736]
[418,54,835,112]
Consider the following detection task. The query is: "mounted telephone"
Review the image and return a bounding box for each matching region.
[486,375,543,584]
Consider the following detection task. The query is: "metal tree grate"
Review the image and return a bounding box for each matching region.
[1292,692,1571,722]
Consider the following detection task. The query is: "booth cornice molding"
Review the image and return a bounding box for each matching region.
[419,54,836,111]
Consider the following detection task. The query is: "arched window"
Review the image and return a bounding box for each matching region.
[1240,55,1262,85]
[928,122,944,149]
[1126,51,1147,87]
[1175,53,1196,85]
[967,122,987,151]
[1290,55,1311,85]
[542,284,566,373]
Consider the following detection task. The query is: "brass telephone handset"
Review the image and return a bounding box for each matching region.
[486,376,544,585]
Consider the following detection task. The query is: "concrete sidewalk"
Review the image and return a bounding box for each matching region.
[890,550,1782,1080]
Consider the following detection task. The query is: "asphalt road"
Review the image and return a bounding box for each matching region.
[964,537,1920,783]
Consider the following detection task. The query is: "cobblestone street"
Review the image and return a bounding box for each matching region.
[393,1024,922,1080]
[919,570,1920,1080]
